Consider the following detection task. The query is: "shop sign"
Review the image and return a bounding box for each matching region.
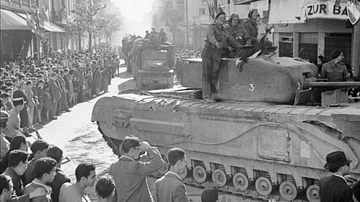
[301,1,349,21]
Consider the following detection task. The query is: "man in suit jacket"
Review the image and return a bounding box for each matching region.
[47,73,60,119]
[109,136,165,202]
[319,151,354,202]
[155,148,188,202]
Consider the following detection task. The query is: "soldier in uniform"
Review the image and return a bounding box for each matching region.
[201,11,241,103]
[227,14,251,46]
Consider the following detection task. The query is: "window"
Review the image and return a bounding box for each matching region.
[177,0,184,4]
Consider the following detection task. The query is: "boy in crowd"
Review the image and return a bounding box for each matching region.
[109,136,165,202]
[24,140,50,185]
[3,150,47,202]
[95,176,116,202]
[59,163,97,202]
[155,147,188,202]
[24,157,57,202]
[47,146,71,202]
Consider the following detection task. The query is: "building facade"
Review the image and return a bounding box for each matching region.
[168,0,358,75]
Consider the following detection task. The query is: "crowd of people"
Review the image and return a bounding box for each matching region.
[0,135,221,202]
[0,48,120,146]
[1,134,360,202]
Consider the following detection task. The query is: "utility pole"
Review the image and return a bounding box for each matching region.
[353,20,360,78]
[186,0,189,48]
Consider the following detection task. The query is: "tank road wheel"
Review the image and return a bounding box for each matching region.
[212,169,227,187]
[255,177,273,196]
[279,181,297,200]
[193,166,207,183]
[233,173,249,191]
[306,185,320,202]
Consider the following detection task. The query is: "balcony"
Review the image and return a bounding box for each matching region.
[53,9,68,26]
[1,0,36,12]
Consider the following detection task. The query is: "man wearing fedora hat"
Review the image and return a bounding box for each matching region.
[319,151,354,202]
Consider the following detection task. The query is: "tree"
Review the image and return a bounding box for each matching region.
[98,0,122,44]
[153,1,184,45]
[165,8,183,46]
[66,0,106,55]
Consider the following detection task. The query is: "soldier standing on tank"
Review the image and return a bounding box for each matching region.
[319,151,354,202]
[158,28,167,45]
[201,11,241,103]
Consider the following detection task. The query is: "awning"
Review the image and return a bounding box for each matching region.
[0,9,30,30]
[233,0,261,5]
[269,0,305,24]
[43,21,65,33]
[15,12,65,33]
[300,0,350,21]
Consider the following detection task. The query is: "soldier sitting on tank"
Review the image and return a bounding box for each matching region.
[321,49,349,82]
[242,9,273,47]
[226,13,269,69]
[227,14,251,46]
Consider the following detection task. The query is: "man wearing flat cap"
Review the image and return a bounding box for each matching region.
[319,151,354,202]
[321,49,349,82]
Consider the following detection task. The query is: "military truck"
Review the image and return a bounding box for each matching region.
[130,38,175,90]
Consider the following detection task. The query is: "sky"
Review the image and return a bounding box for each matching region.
[110,0,155,36]
[111,0,154,21]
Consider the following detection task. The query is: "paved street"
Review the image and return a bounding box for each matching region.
[34,65,209,201]
[33,65,265,202]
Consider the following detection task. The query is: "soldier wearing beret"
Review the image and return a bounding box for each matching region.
[201,11,241,103]
[321,49,349,82]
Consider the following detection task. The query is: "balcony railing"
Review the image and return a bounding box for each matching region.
[1,0,36,11]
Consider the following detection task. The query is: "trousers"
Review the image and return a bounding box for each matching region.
[201,46,223,99]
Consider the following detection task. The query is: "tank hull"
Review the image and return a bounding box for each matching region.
[180,57,318,103]
[92,94,360,201]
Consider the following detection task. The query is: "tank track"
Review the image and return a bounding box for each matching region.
[98,123,311,202]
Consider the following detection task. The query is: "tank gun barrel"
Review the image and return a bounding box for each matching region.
[305,81,360,88]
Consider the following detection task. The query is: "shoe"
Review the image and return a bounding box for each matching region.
[211,93,221,101]
[203,98,215,103]
[65,109,71,112]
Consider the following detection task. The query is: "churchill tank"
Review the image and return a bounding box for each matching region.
[91,55,360,202]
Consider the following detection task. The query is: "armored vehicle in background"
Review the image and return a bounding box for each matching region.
[130,38,175,90]
[92,55,360,202]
